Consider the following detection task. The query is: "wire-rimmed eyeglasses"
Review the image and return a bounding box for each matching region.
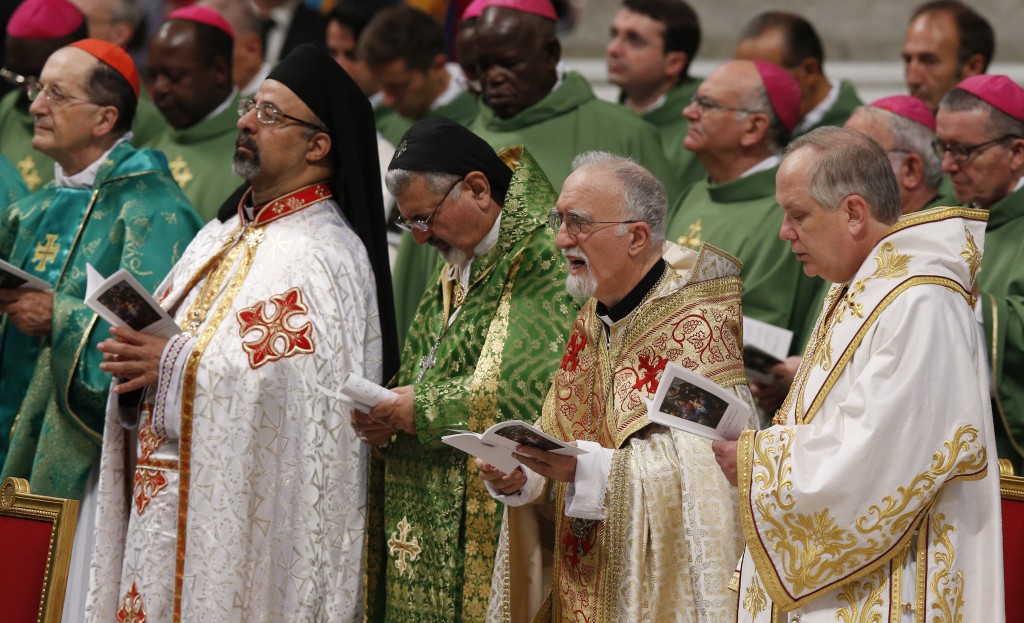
[396,177,464,233]
[547,209,639,236]
[238,98,329,133]
[931,134,1020,165]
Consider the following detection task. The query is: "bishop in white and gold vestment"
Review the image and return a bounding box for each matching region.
[733,207,1004,623]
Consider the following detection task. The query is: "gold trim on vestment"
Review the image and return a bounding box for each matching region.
[62,313,104,443]
[889,545,906,623]
[885,206,987,236]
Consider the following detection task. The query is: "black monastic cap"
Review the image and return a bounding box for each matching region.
[216,44,399,382]
[389,116,513,205]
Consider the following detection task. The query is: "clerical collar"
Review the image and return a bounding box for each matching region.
[794,77,840,135]
[430,63,468,111]
[596,258,666,325]
[54,133,132,189]
[448,213,502,287]
[238,182,333,225]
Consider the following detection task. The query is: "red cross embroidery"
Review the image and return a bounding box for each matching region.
[236,287,315,369]
[116,581,147,623]
[632,351,668,392]
[560,332,587,372]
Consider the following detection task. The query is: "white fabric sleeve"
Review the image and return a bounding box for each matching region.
[564,441,614,520]
[152,332,196,440]
[485,463,545,506]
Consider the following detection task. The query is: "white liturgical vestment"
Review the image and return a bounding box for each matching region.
[85,186,382,622]
[734,207,1004,623]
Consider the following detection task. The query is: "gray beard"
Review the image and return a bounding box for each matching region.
[232,152,260,180]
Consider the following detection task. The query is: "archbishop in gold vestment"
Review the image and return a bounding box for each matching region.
[487,242,758,623]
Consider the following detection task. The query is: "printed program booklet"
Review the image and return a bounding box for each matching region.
[647,361,755,441]
[339,373,399,411]
[0,258,51,291]
[85,265,180,338]
[441,420,587,474]
[742,316,793,386]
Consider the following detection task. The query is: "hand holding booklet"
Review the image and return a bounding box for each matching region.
[0,257,51,291]
[441,420,587,475]
[339,372,399,411]
[85,265,180,339]
[647,361,755,441]
[741,316,793,386]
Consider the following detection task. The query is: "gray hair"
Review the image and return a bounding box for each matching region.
[939,88,1024,139]
[385,169,463,200]
[785,126,902,225]
[570,151,667,246]
[853,105,943,192]
[739,84,790,154]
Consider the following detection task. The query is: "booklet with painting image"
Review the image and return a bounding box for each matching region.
[84,265,180,338]
[441,420,587,474]
[742,316,793,386]
[647,361,754,441]
[0,257,51,291]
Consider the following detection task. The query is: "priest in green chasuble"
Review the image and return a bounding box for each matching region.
[935,74,1024,473]
[352,117,578,623]
[0,39,203,495]
[665,60,818,343]
[714,128,1003,622]
[145,6,245,221]
[479,152,757,623]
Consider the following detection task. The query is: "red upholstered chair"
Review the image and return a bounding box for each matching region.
[1002,459,1024,623]
[0,477,78,623]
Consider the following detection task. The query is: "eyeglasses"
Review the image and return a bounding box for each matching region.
[931,134,1020,164]
[395,177,464,232]
[26,82,95,107]
[547,210,639,236]
[238,98,329,133]
[689,93,763,116]
[0,67,36,87]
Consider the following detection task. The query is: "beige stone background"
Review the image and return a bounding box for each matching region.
[559,0,1024,101]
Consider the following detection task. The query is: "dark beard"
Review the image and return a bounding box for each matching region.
[232,133,260,179]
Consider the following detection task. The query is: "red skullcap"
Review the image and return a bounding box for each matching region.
[167,5,235,38]
[69,39,140,99]
[7,0,84,39]
[752,60,801,133]
[956,74,1024,123]
[474,0,557,21]
[869,95,936,132]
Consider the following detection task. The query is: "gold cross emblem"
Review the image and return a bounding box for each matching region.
[387,515,422,577]
[169,155,193,188]
[17,154,41,191]
[32,234,60,271]
[676,218,702,250]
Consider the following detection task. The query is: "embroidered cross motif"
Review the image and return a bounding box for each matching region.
[116,581,147,622]
[32,234,60,271]
[168,155,193,188]
[17,155,41,191]
[236,287,315,369]
[133,468,169,515]
[388,516,422,577]
[632,350,668,392]
[138,413,165,462]
[676,218,702,250]
[560,332,587,372]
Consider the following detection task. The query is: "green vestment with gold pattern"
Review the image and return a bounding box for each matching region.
[364,147,579,623]
[665,166,819,346]
[146,92,244,222]
[0,152,28,210]
[0,142,203,499]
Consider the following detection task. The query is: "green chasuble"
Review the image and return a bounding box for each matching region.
[665,166,819,344]
[638,77,706,197]
[978,184,1024,472]
[364,147,579,623]
[0,89,172,192]
[469,71,682,202]
[0,153,28,209]
[147,92,244,222]
[0,142,203,498]
[793,78,863,137]
[391,90,482,351]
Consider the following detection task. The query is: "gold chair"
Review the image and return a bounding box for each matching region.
[0,477,78,623]
[1001,459,1024,623]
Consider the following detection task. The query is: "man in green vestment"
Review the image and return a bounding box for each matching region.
[360,5,480,350]
[146,6,244,221]
[0,0,89,192]
[735,11,863,137]
[665,59,818,343]
[351,117,578,623]
[0,39,203,498]
[606,0,706,192]
[0,154,29,210]
[935,74,1024,472]
[465,1,682,203]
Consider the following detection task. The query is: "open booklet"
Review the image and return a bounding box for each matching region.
[647,361,755,441]
[0,257,51,291]
[441,420,587,475]
[339,373,399,411]
[85,265,180,338]
[742,316,793,386]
